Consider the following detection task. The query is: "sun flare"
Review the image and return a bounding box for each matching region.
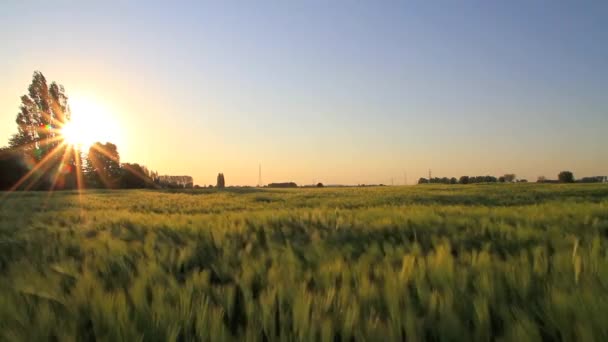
[61,95,122,150]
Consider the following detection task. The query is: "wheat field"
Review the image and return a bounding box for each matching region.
[1,184,607,341]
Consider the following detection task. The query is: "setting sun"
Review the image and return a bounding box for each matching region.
[61,95,122,150]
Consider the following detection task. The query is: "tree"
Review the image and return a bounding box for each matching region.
[418,178,428,184]
[120,163,156,189]
[85,142,121,188]
[484,175,497,183]
[459,176,469,184]
[216,173,225,189]
[537,176,546,183]
[580,176,605,183]
[450,177,457,184]
[0,148,27,190]
[316,182,324,187]
[558,171,574,183]
[5,71,77,190]
[268,182,297,188]
[10,72,70,158]
[503,174,516,183]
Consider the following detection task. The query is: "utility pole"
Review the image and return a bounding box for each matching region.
[258,164,262,187]
[428,169,432,183]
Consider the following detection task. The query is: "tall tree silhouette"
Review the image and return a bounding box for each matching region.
[5,71,77,190]
[10,72,70,157]
[216,173,225,189]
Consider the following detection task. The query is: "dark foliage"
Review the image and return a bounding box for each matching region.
[579,176,607,183]
[267,182,298,188]
[120,163,156,189]
[503,174,517,182]
[84,143,121,189]
[217,173,226,189]
[558,171,575,183]
[417,175,522,185]
[0,149,27,190]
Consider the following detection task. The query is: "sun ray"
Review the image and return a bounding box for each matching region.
[88,152,113,189]
[0,135,65,200]
[73,147,86,217]
[5,142,66,193]
[88,144,157,189]
[22,145,67,192]
[44,144,74,206]
[2,94,130,209]
[122,163,159,189]
[5,136,64,155]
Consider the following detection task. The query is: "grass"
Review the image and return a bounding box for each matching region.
[0,184,607,341]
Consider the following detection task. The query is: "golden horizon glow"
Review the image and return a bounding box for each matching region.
[3,114,147,195]
[61,95,123,150]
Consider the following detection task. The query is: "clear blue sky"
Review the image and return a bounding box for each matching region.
[1,1,606,185]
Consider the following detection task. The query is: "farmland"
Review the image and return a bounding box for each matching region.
[1,184,607,341]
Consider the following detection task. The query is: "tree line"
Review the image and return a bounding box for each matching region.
[0,72,192,191]
[417,171,595,185]
[417,174,523,185]
[267,182,298,188]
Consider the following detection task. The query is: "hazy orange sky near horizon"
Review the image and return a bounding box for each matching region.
[1,2,606,186]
